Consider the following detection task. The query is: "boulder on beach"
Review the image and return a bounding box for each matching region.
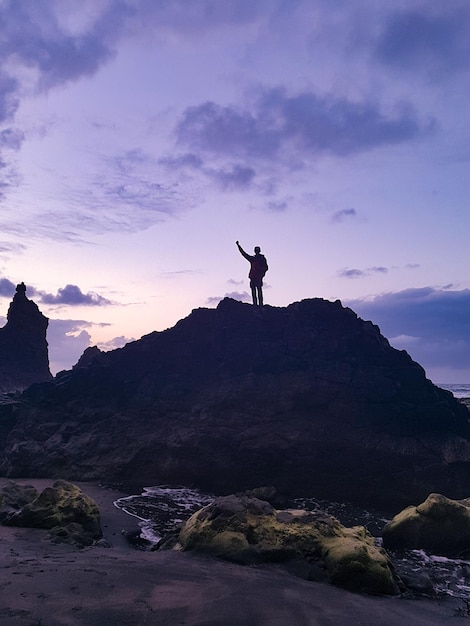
[0,480,39,522]
[2,479,102,546]
[175,494,399,595]
[382,493,470,556]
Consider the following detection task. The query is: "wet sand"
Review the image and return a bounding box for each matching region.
[0,478,468,625]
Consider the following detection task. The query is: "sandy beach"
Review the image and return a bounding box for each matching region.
[0,478,468,626]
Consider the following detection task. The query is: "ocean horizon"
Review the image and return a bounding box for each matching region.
[437,383,470,399]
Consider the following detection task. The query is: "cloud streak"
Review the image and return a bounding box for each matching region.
[176,87,435,163]
[0,146,192,244]
[331,208,357,223]
[338,266,389,279]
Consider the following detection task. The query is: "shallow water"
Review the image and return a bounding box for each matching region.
[388,549,470,599]
[114,485,214,542]
[115,486,470,600]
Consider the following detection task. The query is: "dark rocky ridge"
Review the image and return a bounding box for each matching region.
[0,297,469,511]
[0,283,52,393]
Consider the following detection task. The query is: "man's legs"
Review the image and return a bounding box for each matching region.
[251,279,263,306]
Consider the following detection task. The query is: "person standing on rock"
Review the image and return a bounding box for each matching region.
[236,241,268,306]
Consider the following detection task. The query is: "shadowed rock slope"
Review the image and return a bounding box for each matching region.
[0,297,469,510]
[0,282,52,393]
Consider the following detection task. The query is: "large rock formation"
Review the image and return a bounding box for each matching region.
[0,283,52,392]
[0,297,469,510]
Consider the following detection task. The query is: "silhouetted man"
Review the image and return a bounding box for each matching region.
[236,241,268,306]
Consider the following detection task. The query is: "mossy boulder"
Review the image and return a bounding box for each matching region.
[382,493,470,556]
[3,480,102,546]
[0,481,39,522]
[321,526,398,594]
[176,494,398,595]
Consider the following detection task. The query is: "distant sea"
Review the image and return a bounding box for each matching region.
[438,383,470,399]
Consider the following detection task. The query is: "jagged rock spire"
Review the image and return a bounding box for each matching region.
[0,283,52,392]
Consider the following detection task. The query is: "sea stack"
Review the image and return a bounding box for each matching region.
[0,297,469,509]
[0,282,52,392]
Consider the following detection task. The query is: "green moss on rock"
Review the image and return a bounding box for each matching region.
[322,527,397,595]
[3,480,102,546]
[176,494,398,595]
[383,493,470,556]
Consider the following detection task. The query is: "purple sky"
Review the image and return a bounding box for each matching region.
[0,1,469,383]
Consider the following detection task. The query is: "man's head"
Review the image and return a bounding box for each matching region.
[254,246,261,254]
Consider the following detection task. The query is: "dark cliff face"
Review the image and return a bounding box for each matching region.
[0,297,469,510]
[0,283,52,393]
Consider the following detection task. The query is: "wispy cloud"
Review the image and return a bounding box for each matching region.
[0,146,193,244]
[0,128,24,150]
[72,148,193,233]
[159,152,204,169]
[159,151,256,191]
[206,164,256,190]
[339,268,365,279]
[176,87,435,164]
[338,266,389,279]
[331,208,357,223]
[160,270,198,278]
[0,68,22,198]
[0,72,19,124]
[265,199,289,212]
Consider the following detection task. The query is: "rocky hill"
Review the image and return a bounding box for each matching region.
[0,283,52,393]
[0,297,469,510]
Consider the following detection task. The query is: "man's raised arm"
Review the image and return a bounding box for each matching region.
[236,240,251,261]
